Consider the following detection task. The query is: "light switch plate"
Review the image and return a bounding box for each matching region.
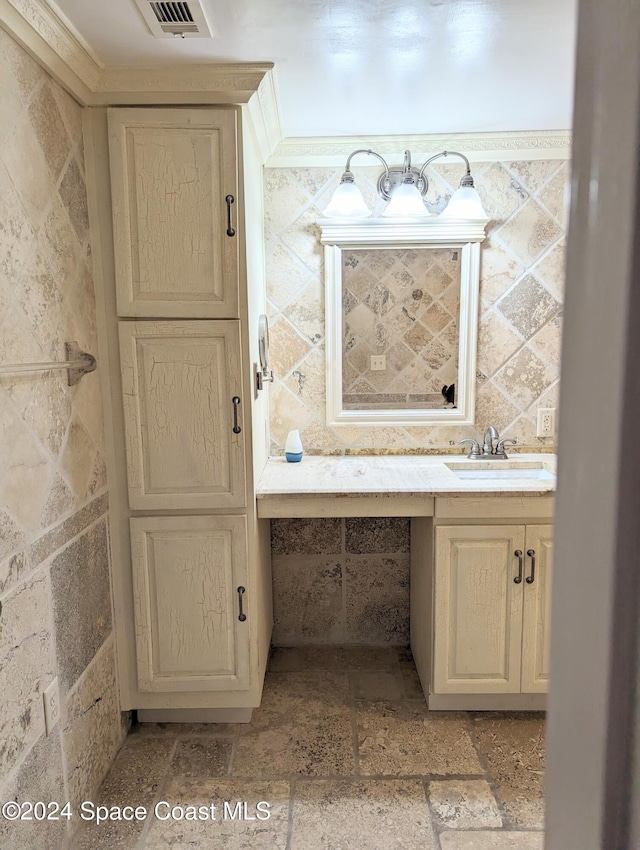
[370,355,386,371]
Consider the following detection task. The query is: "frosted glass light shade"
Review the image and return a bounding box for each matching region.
[324,180,370,217]
[441,185,488,219]
[381,181,429,217]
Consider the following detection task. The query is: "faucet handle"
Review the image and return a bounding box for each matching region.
[460,438,481,459]
[495,438,516,458]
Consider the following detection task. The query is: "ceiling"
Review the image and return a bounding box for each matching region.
[54,0,578,138]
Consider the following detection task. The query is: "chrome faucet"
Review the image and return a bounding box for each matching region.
[482,425,499,457]
[459,425,516,459]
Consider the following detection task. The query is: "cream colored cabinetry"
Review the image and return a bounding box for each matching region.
[130,516,249,693]
[108,108,239,318]
[85,101,272,717]
[118,320,246,510]
[433,523,553,696]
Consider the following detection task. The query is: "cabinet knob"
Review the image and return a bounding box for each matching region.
[514,549,523,584]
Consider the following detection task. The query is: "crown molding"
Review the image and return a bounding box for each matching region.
[90,63,276,105]
[244,68,283,163]
[267,130,572,166]
[1,0,102,102]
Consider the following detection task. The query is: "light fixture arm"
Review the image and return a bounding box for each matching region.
[417,150,474,193]
[342,148,391,193]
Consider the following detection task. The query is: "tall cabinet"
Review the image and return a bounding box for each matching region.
[85,102,272,720]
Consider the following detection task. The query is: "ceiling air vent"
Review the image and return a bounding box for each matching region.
[135,0,213,38]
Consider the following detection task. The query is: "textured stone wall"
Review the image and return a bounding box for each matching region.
[264,159,566,453]
[271,517,411,646]
[0,30,126,849]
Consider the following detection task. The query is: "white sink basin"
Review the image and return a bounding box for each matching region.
[445,462,555,481]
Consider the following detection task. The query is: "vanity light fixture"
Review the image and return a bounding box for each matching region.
[323,148,487,219]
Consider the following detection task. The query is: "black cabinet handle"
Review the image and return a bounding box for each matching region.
[232,396,241,434]
[226,194,236,237]
[237,586,247,622]
[514,549,523,584]
[526,549,536,584]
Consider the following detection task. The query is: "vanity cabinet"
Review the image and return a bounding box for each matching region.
[108,107,239,319]
[433,523,553,696]
[85,100,272,719]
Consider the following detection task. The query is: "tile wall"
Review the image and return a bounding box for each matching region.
[264,158,567,453]
[271,517,410,646]
[0,29,126,849]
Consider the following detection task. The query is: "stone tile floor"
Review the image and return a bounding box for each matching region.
[71,647,545,850]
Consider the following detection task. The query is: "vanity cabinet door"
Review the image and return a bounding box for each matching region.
[521,525,554,693]
[108,107,239,318]
[130,516,250,693]
[434,525,526,694]
[119,320,246,510]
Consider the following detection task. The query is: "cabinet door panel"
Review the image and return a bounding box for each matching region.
[130,516,250,692]
[108,107,238,318]
[434,525,525,694]
[119,320,246,510]
[521,525,553,693]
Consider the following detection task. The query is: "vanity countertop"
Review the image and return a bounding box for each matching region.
[257,453,556,509]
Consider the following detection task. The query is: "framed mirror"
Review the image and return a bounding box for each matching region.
[319,219,487,426]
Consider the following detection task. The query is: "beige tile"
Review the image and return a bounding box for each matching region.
[440,831,544,850]
[479,239,525,307]
[497,200,562,268]
[0,729,66,850]
[266,241,313,309]
[538,164,570,226]
[284,347,326,414]
[428,779,503,828]
[0,28,46,103]
[279,204,324,275]
[62,640,123,811]
[287,277,324,344]
[357,703,482,776]
[346,555,410,644]
[143,777,290,849]
[0,163,36,283]
[529,313,563,368]
[474,383,521,435]
[477,311,523,378]
[271,518,342,555]
[497,274,560,341]
[71,736,174,850]
[290,779,436,850]
[472,713,545,829]
[171,738,234,777]
[58,157,89,242]
[232,673,355,778]
[268,317,313,377]
[272,555,344,644]
[27,82,71,182]
[351,671,403,701]
[268,646,397,673]
[476,163,528,223]
[0,428,53,532]
[533,238,565,301]
[345,517,410,554]
[2,112,54,230]
[494,346,556,411]
[508,160,561,193]
[0,574,54,777]
[264,168,313,234]
[40,473,74,527]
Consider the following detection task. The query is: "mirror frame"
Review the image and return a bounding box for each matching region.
[319,218,487,426]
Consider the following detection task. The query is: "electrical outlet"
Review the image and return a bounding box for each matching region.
[536,408,556,437]
[43,678,60,735]
[370,355,386,371]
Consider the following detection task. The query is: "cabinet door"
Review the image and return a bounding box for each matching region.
[434,525,526,694]
[521,525,554,693]
[108,107,238,318]
[119,320,246,510]
[130,516,250,693]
